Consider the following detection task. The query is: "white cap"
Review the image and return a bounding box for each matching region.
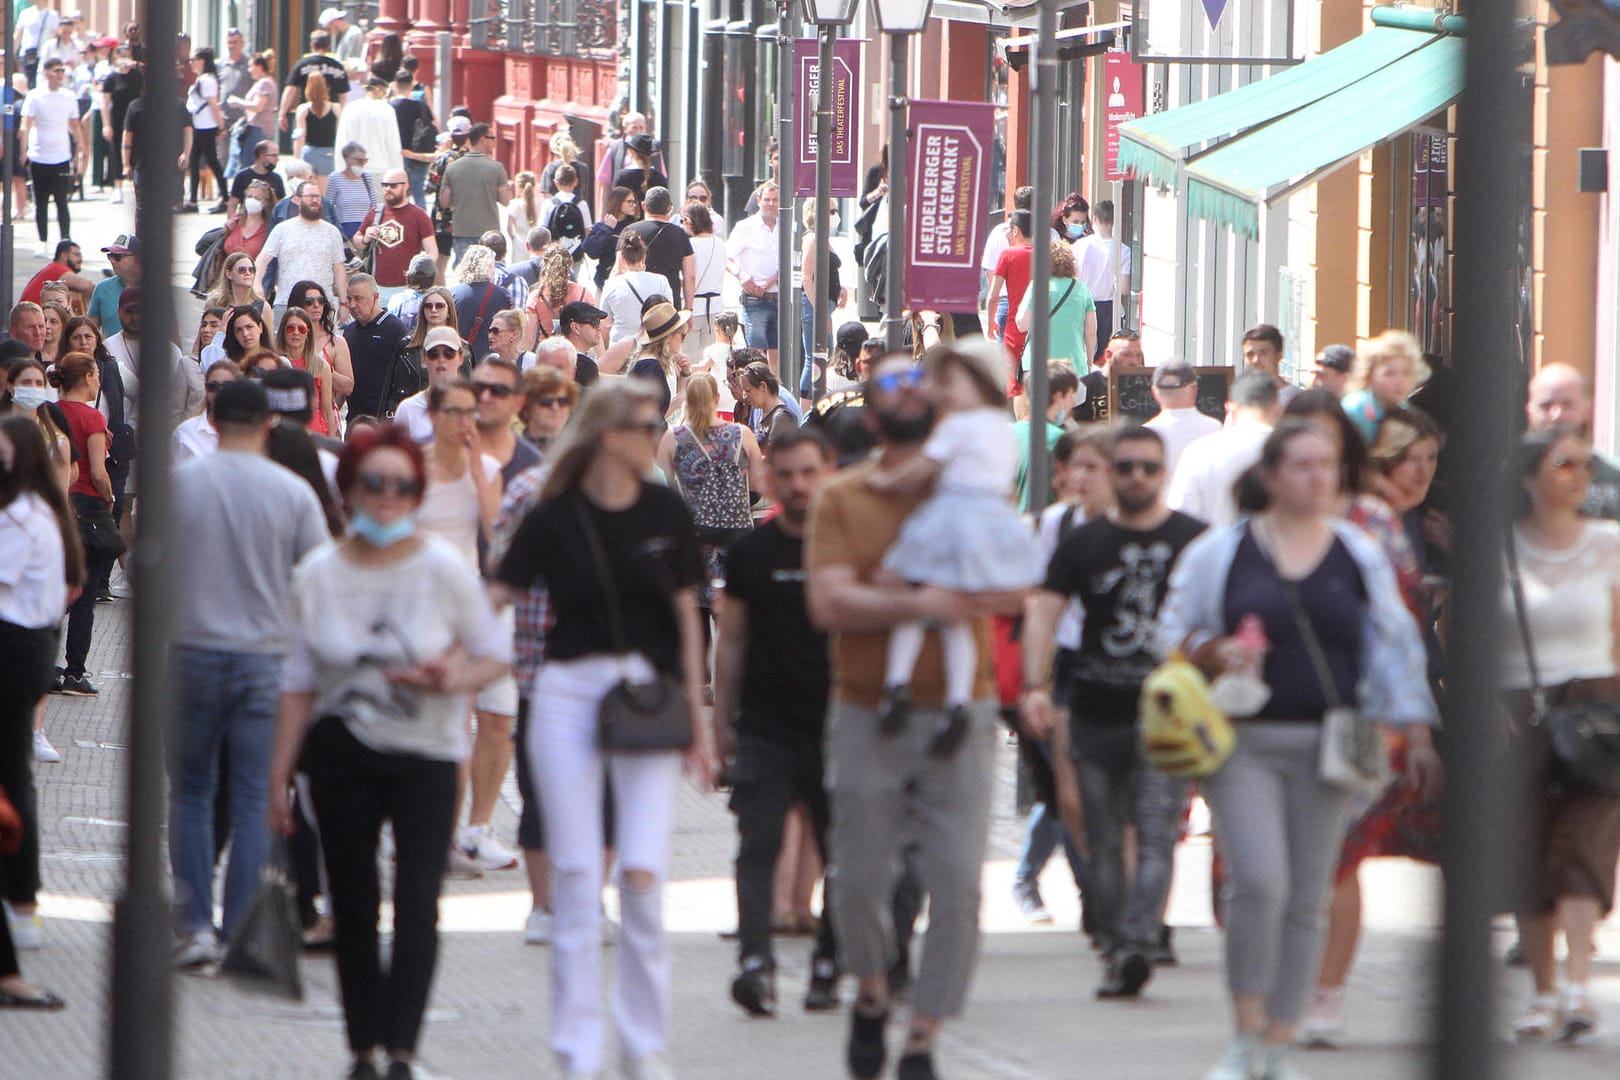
[318,7,347,27]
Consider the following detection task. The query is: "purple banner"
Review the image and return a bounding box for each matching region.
[905,100,996,313]
[794,39,861,199]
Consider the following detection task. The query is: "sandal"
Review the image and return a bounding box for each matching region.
[0,986,66,1010]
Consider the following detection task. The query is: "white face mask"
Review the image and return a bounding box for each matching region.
[243,197,265,216]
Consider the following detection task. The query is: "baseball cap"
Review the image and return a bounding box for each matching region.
[447,116,472,136]
[423,327,463,353]
[212,380,271,425]
[558,301,608,329]
[260,367,315,423]
[1153,361,1196,389]
[116,285,143,311]
[317,7,346,27]
[102,234,141,256]
[1314,344,1355,373]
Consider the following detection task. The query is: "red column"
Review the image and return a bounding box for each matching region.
[451,0,471,37]
[413,0,449,36]
[374,0,408,37]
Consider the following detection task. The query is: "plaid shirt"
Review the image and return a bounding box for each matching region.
[492,462,550,689]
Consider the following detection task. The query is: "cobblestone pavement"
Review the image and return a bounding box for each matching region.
[5,191,1620,1079]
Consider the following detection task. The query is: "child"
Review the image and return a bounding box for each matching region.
[699,311,740,418]
[1339,330,1428,445]
[869,341,1045,754]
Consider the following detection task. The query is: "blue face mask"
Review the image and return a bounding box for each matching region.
[1066,222,1088,240]
[351,509,416,547]
[10,385,50,411]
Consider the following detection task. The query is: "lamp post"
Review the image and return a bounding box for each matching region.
[1025,2,1058,515]
[802,0,858,401]
[871,0,934,353]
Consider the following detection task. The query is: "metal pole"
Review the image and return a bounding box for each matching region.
[1025,1,1057,515]
[110,0,182,1075]
[883,33,907,353]
[776,2,798,390]
[811,24,835,401]
[1,0,15,317]
[1432,4,1517,1080]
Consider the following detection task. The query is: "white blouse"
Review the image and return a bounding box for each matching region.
[1501,520,1620,690]
[0,493,67,629]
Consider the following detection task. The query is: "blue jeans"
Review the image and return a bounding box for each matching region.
[167,647,284,937]
[405,159,429,209]
[451,235,475,266]
[799,292,819,397]
[740,293,779,351]
[1013,735,1088,896]
[227,124,262,183]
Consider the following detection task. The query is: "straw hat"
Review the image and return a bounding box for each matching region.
[638,301,691,346]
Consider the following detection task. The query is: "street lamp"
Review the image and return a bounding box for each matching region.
[870,0,934,352]
[802,0,858,400]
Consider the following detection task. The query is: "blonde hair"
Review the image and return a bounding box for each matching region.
[516,170,537,229]
[538,242,573,311]
[1350,330,1429,393]
[457,245,497,284]
[683,373,719,441]
[550,131,579,163]
[540,379,663,500]
[923,339,1005,409]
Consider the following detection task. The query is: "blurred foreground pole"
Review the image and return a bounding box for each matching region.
[1025,0,1057,515]
[1433,2,1519,1078]
[110,0,181,1076]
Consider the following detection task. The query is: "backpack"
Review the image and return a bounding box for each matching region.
[549,197,587,251]
[409,105,438,155]
[674,425,753,543]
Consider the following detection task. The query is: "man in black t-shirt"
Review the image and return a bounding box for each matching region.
[1021,424,1205,1000]
[278,30,350,135]
[622,187,695,309]
[714,426,839,1018]
[121,97,193,208]
[227,141,287,219]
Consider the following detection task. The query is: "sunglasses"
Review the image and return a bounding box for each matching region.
[1113,460,1165,477]
[425,347,459,359]
[531,395,569,409]
[434,406,478,420]
[204,381,232,393]
[1155,380,1191,391]
[474,381,515,398]
[381,181,407,188]
[872,368,924,394]
[1552,455,1595,473]
[299,297,325,307]
[423,301,449,311]
[356,473,423,497]
[233,262,255,272]
[615,421,663,437]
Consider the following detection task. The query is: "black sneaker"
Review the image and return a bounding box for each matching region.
[1505,938,1527,966]
[1153,925,1179,967]
[95,589,114,603]
[730,960,777,1017]
[347,1061,380,1080]
[58,675,99,697]
[177,203,200,214]
[928,704,970,759]
[897,1051,939,1080]
[47,667,66,694]
[804,956,839,1011]
[847,1008,889,1080]
[383,1061,414,1080]
[878,685,911,736]
[208,200,230,214]
[1096,950,1152,999]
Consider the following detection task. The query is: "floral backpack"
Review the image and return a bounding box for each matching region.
[672,423,753,541]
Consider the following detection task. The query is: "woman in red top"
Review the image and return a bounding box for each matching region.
[222,179,275,265]
[276,309,338,437]
[47,352,114,696]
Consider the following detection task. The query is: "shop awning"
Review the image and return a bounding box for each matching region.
[1115,26,1442,187]
[1182,34,1464,236]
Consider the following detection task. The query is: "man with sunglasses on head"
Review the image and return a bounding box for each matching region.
[1144,360,1220,477]
[393,326,468,442]
[1021,424,1204,1002]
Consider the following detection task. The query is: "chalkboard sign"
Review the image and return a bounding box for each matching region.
[1106,366,1234,424]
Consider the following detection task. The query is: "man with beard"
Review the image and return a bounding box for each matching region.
[806,352,1022,1080]
[357,168,438,301]
[256,180,348,308]
[716,425,839,1018]
[1021,425,1204,1000]
[21,239,96,305]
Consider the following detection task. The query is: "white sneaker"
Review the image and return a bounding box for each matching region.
[174,928,220,969]
[1205,1034,1260,1080]
[622,1052,674,1080]
[6,907,43,950]
[444,844,484,880]
[524,908,553,945]
[460,824,518,870]
[110,188,124,203]
[1512,994,1559,1040]
[33,730,61,763]
[32,243,48,259]
[1299,985,1344,1047]
[1256,1044,1311,1080]
[1560,984,1597,1042]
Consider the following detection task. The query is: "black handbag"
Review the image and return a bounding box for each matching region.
[73,496,127,560]
[1506,529,1620,796]
[575,501,693,753]
[220,842,303,1000]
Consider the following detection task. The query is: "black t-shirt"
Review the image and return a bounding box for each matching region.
[575,352,600,387]
[123,98,190,148]
[342,311,408,417]
[391,96,435,153]
[1223,528,1366,722]
[230,164,287,205]
[1045,510,1206,722]
[496,485,704,674]
[288,53,350,99]
[104,68,143,125]
[723,520,828,742]
[623,219,693,308]
[628,355,671,415]
[612,166,667,199]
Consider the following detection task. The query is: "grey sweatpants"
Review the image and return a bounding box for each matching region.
[1202,722,1353,1026]
[825,698,997,1020]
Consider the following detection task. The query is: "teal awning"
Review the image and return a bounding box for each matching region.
[1115,26,1442,187]
[1183,35,1463,237]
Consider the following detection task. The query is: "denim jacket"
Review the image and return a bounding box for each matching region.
[1153,518,1438,727]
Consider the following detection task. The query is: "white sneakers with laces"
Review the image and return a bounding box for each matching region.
[524,908,553,945]
[32,730,61,763]
[1299,985,1345,1047]
[459,824,519,870]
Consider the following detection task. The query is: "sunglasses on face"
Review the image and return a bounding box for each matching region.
[299,297,324,308]
[204,381,232,393]
[356,473,423,497]
[423,301,448,311]
[381,181,407,188]
[474,381,515,398]
[1113,459,1164,477]
[531,395,569,409]
[1552,455,1595,473]
[872,368,923,395]
[234,263,254,272]
[435,406,477,420]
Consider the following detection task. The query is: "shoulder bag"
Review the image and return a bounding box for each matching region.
[1278,575,1392,797]
[575,500,693,753]
[1506,529,1620,796]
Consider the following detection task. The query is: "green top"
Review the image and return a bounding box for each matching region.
[1012,418,1066,514]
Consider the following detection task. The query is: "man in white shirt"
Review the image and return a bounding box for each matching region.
[726,181,782,371]
[175,362,243,462]
[1144,361,1221,478]
[1073,200,1131,360]
[256,180,349,307]
[394,327,469,442]
[18,58,84,257]
[1165,372,1280,527]
[333,77,403,175]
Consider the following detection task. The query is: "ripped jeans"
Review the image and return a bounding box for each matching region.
[529,654,685,1075]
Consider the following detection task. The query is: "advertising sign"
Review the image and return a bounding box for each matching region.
[794,39,861,198]
[904,100,996,313]
[1104,52,1146,182]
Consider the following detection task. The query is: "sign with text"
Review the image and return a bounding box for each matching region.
[794,39,861,198]
[904,100,996,313]
[1104,52,1146,182]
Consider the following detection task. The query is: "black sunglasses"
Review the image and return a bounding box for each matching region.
[1112,460,1164,477]
[473,381,515,398]
[204,381,233,393]
[356,473,424,497]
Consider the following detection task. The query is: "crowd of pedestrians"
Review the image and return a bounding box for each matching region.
[0,13,1617,1080]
